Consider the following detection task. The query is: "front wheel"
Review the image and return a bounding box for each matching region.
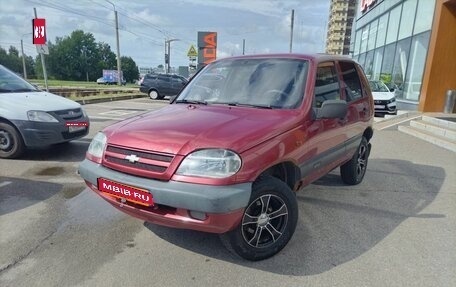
[0,122,25,159]
[340,136,369,185]
[220,176,298,261]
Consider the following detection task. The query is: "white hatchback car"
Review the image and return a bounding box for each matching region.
[368,80,397,115]
[0,65,90,159]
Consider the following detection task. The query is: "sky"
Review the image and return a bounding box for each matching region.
[0,0,330,69]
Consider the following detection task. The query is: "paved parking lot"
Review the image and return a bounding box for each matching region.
[1,98,455,287]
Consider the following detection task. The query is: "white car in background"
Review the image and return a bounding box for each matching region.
[368,80,397,116]
[0,64,90,159]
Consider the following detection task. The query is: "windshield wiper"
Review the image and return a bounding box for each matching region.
[175,99,208,105]
[219,102,274,109]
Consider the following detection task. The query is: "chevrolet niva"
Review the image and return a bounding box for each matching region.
[79,54,374,261]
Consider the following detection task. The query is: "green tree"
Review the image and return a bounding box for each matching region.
[96,42,117,77]
[0,46,22,75]
[45,30,99,81]
[121,56,139,83]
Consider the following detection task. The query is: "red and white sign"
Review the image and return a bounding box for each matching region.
[33,18,46,45]
[97,178,154,207]
[360,0,377,13]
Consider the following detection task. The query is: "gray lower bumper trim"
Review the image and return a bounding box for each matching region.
[78,159,252,213]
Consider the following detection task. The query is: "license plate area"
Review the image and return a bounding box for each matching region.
[69,126,86,133]
[66,122,88,133]
[374,105,385,109]
[97,178,154,206]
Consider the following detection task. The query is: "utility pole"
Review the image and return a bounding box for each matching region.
[289,9,295,53]
[34,8,48,91]
[165,39,179,74]
[242,39,245,55]
[21,39,27,79]
[106,1,121,85]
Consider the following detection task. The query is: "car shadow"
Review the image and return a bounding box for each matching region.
[19,139,90,162]
[144,159,445,275]
[0,176,62,216]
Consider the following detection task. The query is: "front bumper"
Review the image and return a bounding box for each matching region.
[78,159,252,233]
[13,118,89,147]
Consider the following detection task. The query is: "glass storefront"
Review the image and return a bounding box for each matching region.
[352,0,435,107]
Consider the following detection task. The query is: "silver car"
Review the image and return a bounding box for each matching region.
[0,65,90,159]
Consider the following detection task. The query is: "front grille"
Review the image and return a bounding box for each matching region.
[374,99,395,105]
[105,156,167,172]
[103,145,175,178]
[106,146,173,162]
[53,108,83,120]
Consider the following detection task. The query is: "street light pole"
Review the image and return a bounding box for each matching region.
[21,39,27,79]
[289,9,295,53]
[165,39,179,74]
[106,0,121,85]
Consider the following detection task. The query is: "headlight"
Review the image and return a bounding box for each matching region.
[87,132,107,159]
[176,149,241,178]
[27,110,58,122]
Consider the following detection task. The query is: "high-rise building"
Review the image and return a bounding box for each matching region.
[326,0,357,55]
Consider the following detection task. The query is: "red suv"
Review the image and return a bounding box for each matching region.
[79,54,374,261]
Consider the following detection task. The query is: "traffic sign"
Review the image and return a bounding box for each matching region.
[36,44,49,55]
[187,45,198,57]
[33,18,46,45]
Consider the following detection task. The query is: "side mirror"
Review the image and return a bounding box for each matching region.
[317,100,348,119]
[389,88,395,92]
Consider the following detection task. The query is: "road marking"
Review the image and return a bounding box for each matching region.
[88,116,126,121]
[98,110,138,116]
[376,115,422,130]
[0,181,12,188]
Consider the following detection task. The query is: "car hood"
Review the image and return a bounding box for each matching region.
[104,104,299,155]
[372,91,395,101]
[0,91,81,112]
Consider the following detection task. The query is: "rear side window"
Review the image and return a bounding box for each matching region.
[339,61,362,101]
[158,75,171,82]
[314,62,340,108]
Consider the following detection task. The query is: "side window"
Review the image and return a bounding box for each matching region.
[339,61,362,101]
[314,62,341,108]
[158,75,171,82]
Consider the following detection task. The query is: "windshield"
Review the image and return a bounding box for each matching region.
[177,58,308,109]
[0,65,39,93]
[369,80,390,92]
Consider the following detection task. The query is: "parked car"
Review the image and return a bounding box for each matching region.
[369,80,397,115]
[139,73,188,100]
[96,77,107,84]
[0,64,90,159]
[97,76,126,85]
[79,54,374,261]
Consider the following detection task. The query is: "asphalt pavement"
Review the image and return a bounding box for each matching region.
[1,98,455,287]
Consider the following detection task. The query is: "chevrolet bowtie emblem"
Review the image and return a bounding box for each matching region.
[125,154,140,163]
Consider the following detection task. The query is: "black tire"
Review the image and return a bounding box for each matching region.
[340,136,369,185]
[0,122,25,159]
[220,176,298,261]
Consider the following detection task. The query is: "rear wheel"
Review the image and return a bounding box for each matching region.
[0,122,25,159]
[340,136,369,185]
[149,90,160,100]
[220,176,298,261]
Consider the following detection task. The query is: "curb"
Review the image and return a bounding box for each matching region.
[75,94,147,105]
